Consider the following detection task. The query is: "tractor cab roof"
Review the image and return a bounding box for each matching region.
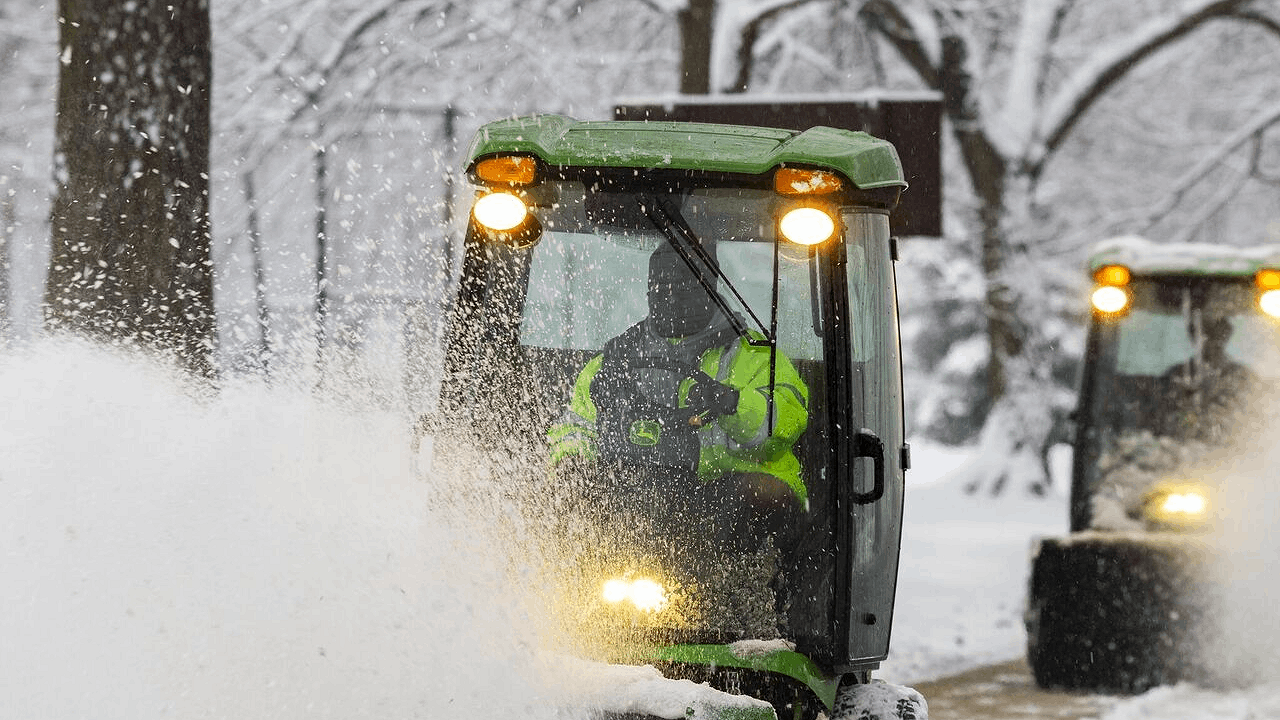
[464,114,907,191]
[1088,235,1280,279]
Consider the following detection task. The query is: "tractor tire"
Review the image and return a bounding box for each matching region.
[830,678,927,720]
[1025,533,1214,693]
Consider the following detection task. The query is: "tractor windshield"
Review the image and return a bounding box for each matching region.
[521,183,811,356]
[1084,278,1280,438]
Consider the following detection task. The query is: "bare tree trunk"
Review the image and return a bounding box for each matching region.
[46,0,215,377]
[440,105,458,285]
[314,142,331,364]
[724,0,817,93]
[936,33,1024,404]
[241,171,270,371]
[679,0,714,94]
[0,179,11,342]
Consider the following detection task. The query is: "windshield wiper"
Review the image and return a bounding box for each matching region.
[638,193,772,347]
[639,192,783,432]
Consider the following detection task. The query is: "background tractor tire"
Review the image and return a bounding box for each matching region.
[1025,534,1215,693]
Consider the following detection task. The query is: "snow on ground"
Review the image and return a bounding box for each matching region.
[0,339,1274,719]
[876,441,1070,686]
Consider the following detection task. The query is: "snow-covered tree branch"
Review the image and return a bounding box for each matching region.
[1036,0,1255,167]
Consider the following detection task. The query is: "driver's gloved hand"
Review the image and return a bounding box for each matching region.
[686,372,739,419]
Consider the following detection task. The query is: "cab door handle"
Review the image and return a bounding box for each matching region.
[852,428,886,504]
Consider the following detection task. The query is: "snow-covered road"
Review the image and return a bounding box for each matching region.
[912,659,1116,719]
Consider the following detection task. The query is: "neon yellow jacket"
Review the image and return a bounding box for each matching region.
[548,331,809,503]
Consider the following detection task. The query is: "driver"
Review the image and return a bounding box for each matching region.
[1162,315,1256,440]
[548,241,810,533]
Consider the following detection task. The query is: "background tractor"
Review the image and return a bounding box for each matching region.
[1026,236,1280,692]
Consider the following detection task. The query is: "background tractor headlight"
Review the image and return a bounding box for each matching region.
[779,207,836,246]
[1160,492,1207,515]
[1091,285,1130,314]
[472,192,528,232]
[1260,289,1280,319]
[1142,483,1211,530]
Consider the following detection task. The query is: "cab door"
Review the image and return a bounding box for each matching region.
[834,209,906,670]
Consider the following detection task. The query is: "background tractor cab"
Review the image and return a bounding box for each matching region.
[428,115,921,720]
[1027,236,1280,693]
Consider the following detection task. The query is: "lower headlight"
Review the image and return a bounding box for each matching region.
[1142,483,1211,529]
[601,576,668,612]
[1160,492,1207,515]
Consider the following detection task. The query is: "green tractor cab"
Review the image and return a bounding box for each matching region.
[424,115,923,720]
[1027,236,1280,692]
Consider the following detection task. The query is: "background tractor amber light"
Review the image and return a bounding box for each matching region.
[1091,285,1129,314]
[779,207,836,245]
[601,578,630,603]
[628,578,667,612]
[1256,269,1280,291]
[1093,264,1131,286]
[475,155,537,185]
[472,192,528,231]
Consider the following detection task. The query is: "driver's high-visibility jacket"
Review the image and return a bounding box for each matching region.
[548,324,810,504]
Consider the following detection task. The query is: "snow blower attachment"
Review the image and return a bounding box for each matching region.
[426,115,925,720]
[1027,236,1280,693]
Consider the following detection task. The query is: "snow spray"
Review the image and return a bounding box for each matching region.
[1194,387,1280,688]
[0,339,587,719]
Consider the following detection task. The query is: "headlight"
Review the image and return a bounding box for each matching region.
[601,578,630,603]
[1160,492,1207,515]
[472,191,528,231]
[1142,483,1211,530]
[1091,285,1130,314]
[601,575,668,612]
[778,207,836,246]
[1260,289,1280,319]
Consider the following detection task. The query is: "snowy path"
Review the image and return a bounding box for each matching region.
[877,443,1069,686]
[912,659,1116,720]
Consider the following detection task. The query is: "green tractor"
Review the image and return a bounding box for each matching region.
[423,114,925,720]
[1026,236,1280,692]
